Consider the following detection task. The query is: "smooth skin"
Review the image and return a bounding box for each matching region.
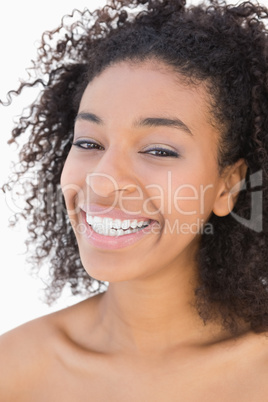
[0,60,267,402]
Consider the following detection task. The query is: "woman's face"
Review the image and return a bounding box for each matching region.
[61,60,225,282]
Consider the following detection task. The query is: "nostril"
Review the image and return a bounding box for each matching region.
[120,183,140,193]
[86,172,139,197]
[86,172,119,196]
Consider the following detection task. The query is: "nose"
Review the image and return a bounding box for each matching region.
[86,146,139,199]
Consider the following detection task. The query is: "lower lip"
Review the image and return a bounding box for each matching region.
[80,211,159,250]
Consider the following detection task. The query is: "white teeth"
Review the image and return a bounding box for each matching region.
[86,214,151,236]
[93,216,102,224]
[103,217,113,229]
[122,220,131,230]
[92,223,103,235]
[113,219,122,229]
[87,215,94,225]
[109,228,117,237]
[124,229,132,235]
[130,220,138,229]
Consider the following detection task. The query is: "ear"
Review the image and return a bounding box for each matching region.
[213,159,248,217]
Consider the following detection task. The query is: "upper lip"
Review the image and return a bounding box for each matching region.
[80,204,158,222]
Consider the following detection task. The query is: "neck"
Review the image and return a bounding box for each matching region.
[97,263,228,356]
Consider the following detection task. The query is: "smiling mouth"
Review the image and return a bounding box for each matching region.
[86,214,152,237]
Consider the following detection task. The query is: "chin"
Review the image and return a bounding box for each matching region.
[80,256,135,283]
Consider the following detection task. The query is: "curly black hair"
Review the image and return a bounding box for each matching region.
[2,0,268,334]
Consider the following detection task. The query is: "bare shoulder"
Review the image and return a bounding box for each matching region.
[251,331,268,369]
[0,295,101,401]
[0,311,62,401]
[229,330,268,396]
[244,332,268,397]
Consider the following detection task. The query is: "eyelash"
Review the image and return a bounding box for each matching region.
[72,140,179,158]
[141,148,179,158]
[72,140,104,150]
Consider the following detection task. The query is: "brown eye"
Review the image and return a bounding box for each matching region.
[72,140,104,150]
[141,147,179,158]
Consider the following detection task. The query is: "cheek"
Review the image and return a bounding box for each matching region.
[169,148,220,218]
[60,155,86,213]
[141,166,219,223]
[172,176,218,217]
[139,137,219,211]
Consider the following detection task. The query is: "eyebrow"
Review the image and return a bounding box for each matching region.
[75,112,103,124]
[134,117,193,135]
[75,112,193,136]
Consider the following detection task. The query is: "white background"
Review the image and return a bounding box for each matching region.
[0,0,106,335]
[1,0,268,335]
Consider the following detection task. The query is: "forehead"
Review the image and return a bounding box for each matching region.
[79,60,217,136]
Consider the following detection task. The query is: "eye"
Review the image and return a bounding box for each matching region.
[141,147,179,158]
[72,139,104,150]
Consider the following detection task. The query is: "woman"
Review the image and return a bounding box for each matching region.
[1,0,268,400]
